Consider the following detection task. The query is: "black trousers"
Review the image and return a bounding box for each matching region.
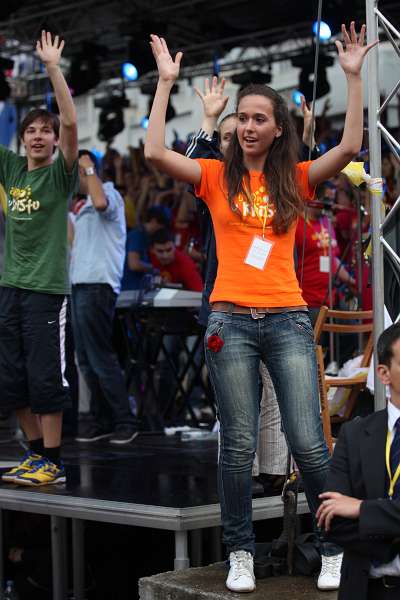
[0,286,69,414]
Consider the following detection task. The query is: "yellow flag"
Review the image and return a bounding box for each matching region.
[341,162,368,187]
[341,162,383,199]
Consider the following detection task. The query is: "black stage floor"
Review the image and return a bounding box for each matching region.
[0,433,311,600]
[0,434,220,507]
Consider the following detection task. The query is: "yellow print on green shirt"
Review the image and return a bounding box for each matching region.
[8,185,40,216]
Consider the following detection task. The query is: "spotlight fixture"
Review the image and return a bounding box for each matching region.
[95,91,130,142]
[140,83,178,126]
[94,90,130,110]
[139,83,179,96]
[98,107,124,142]
[144,97,176,123]
[313,20,332,41]
[68,42,107,97]
[292,90,303,107]
[292,53,334,102]
[0,56,14,101]
[231,70,271,89]
[122,62,138,82]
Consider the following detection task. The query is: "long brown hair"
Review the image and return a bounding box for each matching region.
[224,84,303,234]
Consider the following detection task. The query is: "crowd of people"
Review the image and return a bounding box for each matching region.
[0,22,400,600]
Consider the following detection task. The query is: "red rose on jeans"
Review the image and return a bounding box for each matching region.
[207,334,224,353]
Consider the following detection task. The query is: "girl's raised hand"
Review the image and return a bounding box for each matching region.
[150,35,182,84]
[36,31,64,67]
[194,76,229,119]
[300,95,315,146]
[335,22,378,77]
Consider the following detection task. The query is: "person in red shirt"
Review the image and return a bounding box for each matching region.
[150,228,203,291]
[296,182,355,324]
[331,173,357,263]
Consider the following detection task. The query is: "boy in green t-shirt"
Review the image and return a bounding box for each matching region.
[0,31,78,486]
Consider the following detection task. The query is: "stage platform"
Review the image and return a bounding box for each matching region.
[139,563,338,600]
[0,434,309,600]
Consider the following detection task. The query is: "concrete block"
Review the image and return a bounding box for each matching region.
[139,562,338,600]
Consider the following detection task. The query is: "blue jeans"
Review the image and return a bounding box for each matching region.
[205,310,330,556]
[71,284,134,429]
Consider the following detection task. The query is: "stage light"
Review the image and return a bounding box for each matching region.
[292,53,334,102]
[141,84,177,124]
[95,91,129,142]
[140,116,149,129]
[98,107,124,142]
[313,20,332,41]
[0,72,10,101]
[122,62,138,81]
[231,70,271,88]
[68,42,107,97]
[292,90,303,107]
[0,56,14,101]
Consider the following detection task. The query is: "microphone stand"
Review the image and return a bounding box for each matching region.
[322,204,338,374]
[355,188,364,354]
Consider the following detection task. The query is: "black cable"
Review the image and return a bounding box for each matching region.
[300,0,323,288]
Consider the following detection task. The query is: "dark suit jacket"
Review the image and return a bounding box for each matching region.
[325,409,400,600]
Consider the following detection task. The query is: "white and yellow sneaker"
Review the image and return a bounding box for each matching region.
[2,452,43,483]
[14,457,66,487]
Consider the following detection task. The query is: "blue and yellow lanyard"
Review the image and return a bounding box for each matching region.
[385,430,400,498]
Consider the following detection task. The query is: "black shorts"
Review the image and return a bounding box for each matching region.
[0,286,70,414]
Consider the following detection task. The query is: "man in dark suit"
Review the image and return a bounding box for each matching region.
[317,323,400,599]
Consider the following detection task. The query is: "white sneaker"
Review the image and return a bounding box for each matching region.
[317,552,343,590]
[226,550,256,593]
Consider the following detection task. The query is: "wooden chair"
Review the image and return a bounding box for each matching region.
[315,342,334,454]
[314,307,374,448]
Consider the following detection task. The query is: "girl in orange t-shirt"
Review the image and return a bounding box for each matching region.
[145,26,377,593]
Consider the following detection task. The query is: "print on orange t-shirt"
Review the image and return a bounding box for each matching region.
[194,159,315,307]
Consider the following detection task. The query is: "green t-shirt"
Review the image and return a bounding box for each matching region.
[0,145,78,294]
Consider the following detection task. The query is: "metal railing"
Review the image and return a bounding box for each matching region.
[367,0,400,409]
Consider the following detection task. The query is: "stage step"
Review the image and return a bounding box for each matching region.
[139,562,338,599]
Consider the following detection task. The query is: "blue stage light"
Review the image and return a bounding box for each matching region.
[140,116,149,129]
[122,62,138,81]
[292,90,303,107]
[313,21,332,41]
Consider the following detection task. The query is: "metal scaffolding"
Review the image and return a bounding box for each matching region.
[366,0,400,410]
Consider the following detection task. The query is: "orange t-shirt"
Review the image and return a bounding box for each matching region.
[194,159,315,307]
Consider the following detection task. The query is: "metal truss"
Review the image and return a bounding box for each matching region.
[367,0,400,409]
[6,0,400,84]
[0,0,323,91]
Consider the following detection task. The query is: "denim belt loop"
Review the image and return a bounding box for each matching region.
[227,303,234,316]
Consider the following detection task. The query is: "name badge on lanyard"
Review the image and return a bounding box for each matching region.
[319,255,330,273]
[244,236,274,271]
